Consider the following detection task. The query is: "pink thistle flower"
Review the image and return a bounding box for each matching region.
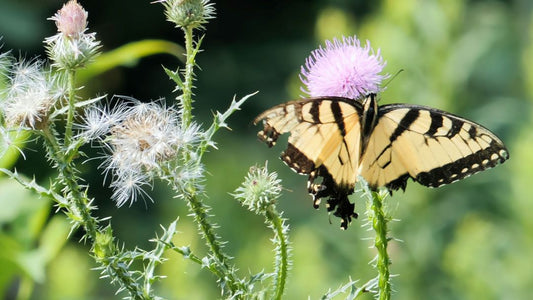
[45,0,100,70]
[50,0,88,39]
[300,36,388,99]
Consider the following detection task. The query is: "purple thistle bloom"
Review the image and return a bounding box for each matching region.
[300,36,388,99]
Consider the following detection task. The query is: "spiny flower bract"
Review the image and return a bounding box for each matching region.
[300,36,388,99]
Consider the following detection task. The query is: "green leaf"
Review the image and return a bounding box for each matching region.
[77,39,185,83]
[38,216,71,263]
[0,130,30,170]
[163,66,185,91]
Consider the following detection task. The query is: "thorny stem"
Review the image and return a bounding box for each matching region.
[180,26,195,128]
[64,70,76,145]
[183,188,243,296]
[175,24,245,297]
[169,243,227,280]
[41,127,97,238]
[265,206,289,300]
[42,121,145,300]
[371,190,391,300]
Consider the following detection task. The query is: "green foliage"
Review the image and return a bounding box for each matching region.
[0,0,529,299]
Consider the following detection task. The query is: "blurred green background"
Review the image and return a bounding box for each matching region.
[0,0,531,299]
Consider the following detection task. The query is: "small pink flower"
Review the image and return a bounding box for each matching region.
[300,36,388,99]
[50,0,88,38]
[45,1,100,70]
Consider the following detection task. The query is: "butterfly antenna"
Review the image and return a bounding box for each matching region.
[382,69,404,89]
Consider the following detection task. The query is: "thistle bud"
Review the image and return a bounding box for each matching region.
[45,0,100,70]
[233,163,283,215]
[52,0,88,39]
[158,0,216,30]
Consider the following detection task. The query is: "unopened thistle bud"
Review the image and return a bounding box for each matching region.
[45,0,100,70]
[158,0,216,30]
[53,0,88,39]
[233,163,283,215]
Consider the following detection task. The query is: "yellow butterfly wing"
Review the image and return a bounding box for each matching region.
[359,104,509,191]
[254,97,364,228]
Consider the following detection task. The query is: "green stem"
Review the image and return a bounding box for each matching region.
[15,276,33,300]
[266,207,289,300]
[64,70,76,145]
[41,128,147,299]
[184,189,242,296]
[181,26,195,128]
[169,244,227,280]
[41,127,98,240]
[174,25,244,297]
[371,190,391,300]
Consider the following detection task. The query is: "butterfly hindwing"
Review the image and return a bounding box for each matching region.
[360,104,509,191]
[254,97,364,228]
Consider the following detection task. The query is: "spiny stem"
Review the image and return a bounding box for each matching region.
[371,190,391,300]
[266,207,289,300]
[180,26,195,128]
[64,69,76,144]
[184,189,243,296]
[41,127,98,240]
[169,244,227,279]
[175,23,245,297]
[41,128,146,299]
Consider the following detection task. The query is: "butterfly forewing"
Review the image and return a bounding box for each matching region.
[360,104,509,190]
[254,97,364,188]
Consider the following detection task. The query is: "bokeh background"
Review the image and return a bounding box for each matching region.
[1,0,531,299]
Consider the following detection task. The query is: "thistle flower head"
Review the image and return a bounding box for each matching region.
[300,36,388,99]
[45,0,100,70]
[108,101,181,174]
[75,101,131,141]
[110,171,153,208]
[93,98,202,206]
[0,59,60,130]
[157,0,216,30]
[0,50,14,78]
[50,0,88,39]
[233,163,283,215]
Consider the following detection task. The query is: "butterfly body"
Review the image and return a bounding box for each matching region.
[254,94,509,229]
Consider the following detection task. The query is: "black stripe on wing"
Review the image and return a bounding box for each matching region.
[254,97,363,147]
[378,104,509,191]
[415,140,508,187]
